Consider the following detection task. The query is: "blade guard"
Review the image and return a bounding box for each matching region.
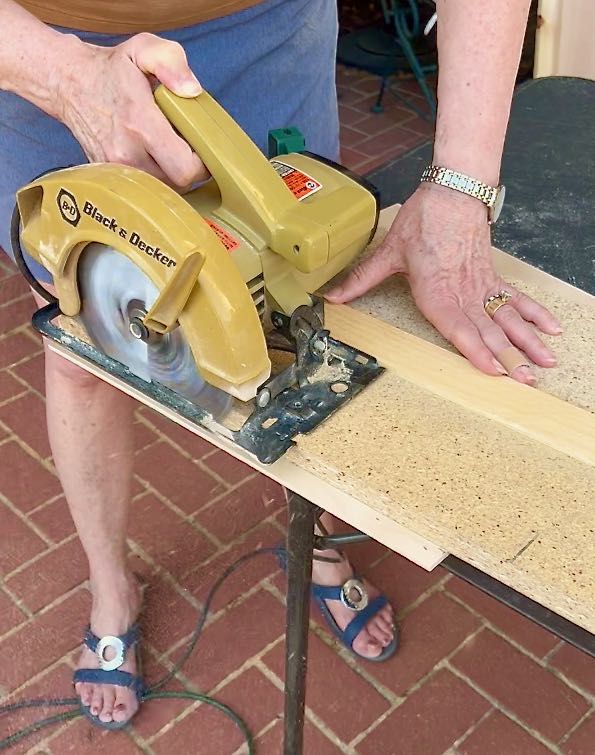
[16,165,270,400]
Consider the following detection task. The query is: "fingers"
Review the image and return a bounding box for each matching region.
[125,34,202,97]
[94,69,206,187]
[471,307,537,386]
[491,302,557,368]
[510,289,563,336]
[142,103,209,186]
[118,35,206,186]
[325,244,396,303]
[99,135,196,189]
[423,299,505,376]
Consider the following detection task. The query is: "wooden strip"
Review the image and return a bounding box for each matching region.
[325,303,595,468]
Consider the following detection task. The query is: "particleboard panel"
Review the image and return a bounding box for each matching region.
[290,205,595,633]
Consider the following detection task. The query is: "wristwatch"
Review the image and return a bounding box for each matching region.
[420,165,506,224]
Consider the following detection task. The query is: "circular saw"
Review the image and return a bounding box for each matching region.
[14,85,383,461]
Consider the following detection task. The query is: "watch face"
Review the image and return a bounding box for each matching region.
[490,185,506,223]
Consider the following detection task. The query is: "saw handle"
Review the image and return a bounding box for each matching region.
[154,85,328,272]
[155,85,294,222]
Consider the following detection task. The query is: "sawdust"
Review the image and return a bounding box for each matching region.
[306,353,353,386]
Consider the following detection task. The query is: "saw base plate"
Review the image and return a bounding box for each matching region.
[33,303,384,464]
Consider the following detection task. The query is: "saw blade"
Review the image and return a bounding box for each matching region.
[77,243,232,418]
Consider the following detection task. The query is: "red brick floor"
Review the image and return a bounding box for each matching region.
[336,65,435,174]
[1,67,594,754]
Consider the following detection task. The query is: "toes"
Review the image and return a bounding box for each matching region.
[377,611,397,637]
[99,686,116,724]
[353,628,383,659]
[112,687,138,724]
[90,685,103,718]
[368,617,393,647]
[75,682,93,707]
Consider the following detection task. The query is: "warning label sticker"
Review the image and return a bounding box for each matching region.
[205,218,240,252]
[271,160,322,201]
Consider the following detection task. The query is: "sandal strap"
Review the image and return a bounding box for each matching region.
[312,577,369,612]
[342,595,388,650]
[311,584,343,602]
[83,623,140,654]
[73,668,144,700]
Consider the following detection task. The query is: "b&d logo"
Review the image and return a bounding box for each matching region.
[57,188,80,227]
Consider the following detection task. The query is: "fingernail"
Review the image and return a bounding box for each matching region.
[515,366,537,386]
[492,359,507,375]
[178,77,202,97]
[326,285,343,300]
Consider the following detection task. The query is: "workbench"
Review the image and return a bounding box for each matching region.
[46,77,594,754]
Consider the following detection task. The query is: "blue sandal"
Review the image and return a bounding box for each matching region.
[312,577,398,662]
[278,548,398,662]
[73,624,144,730]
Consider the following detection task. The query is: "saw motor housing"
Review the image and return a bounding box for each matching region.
[16,86,379,401]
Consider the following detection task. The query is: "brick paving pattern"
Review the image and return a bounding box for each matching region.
[1,66,594,754]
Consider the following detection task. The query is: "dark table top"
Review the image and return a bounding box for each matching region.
[368,77,595,295]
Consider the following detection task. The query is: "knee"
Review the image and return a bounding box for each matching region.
[44,341,104,390]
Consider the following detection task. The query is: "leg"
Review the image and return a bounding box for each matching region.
[284,492,315,755]
[44,341,141,724]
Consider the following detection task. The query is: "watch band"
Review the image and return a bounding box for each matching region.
[420,165,498,208]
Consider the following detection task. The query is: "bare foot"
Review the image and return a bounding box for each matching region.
[75,572,142,725]
[311,549,395,659]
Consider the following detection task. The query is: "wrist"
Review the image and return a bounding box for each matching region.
[0,25,85,120]
[47,33,92,121]
[415,182,490,224]
[431,146,501,188]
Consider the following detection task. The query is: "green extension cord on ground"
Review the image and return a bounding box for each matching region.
[0,547,284,752]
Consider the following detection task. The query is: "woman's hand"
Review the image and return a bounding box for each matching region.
[53,32,207,188]
[326,184,562,385]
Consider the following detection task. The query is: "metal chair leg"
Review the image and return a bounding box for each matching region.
[283,491,315,755]
[373,76,388,113]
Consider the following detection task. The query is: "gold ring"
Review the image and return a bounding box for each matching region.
[484,290,512,318]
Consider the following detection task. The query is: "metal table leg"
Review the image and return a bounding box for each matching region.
[283,492,315,755]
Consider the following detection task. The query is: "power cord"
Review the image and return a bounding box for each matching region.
[0,546,284,752]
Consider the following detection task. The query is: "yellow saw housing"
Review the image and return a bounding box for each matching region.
[16,86,378,400]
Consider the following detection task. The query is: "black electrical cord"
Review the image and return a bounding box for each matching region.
[10,202,57,305]
[0,546,284,751]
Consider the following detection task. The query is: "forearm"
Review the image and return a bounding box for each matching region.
[433,0,531,185]
[0,0,83,119]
